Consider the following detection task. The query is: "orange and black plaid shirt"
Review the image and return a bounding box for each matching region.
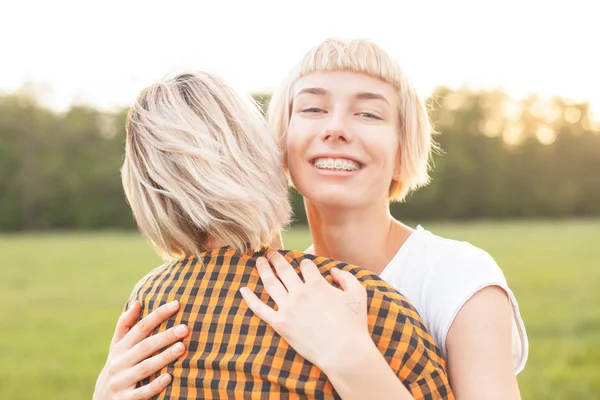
[127,246,454,399]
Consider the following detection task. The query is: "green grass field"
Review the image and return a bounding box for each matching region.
[1,220,599,399]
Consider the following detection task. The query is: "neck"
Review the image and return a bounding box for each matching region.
[268,230,284,250]
[305,199,413,274]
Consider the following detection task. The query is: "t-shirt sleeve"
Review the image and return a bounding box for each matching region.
[425,244,529,374]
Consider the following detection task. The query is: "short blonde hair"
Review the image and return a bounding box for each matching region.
[268,38,437,201]
[122,72,291,259]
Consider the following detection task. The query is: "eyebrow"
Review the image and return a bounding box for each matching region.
[296,87,328,97]
[295,88,391,107]
[355,92,391,106]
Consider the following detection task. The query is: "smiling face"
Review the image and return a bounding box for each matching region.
[286,71,401,209]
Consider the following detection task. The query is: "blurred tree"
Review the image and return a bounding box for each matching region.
[0,86,598,230]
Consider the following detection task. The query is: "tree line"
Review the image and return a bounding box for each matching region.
[1,85,599,231]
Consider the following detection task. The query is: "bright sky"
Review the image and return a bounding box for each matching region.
[2,0,599,118]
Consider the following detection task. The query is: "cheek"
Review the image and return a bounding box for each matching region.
[361,128,399,166]
[285,125,307,183]
[286,117,314,161]
[380,129,400,164]
[285,127,302,165]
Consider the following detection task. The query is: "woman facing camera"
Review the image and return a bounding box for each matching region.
[255,38,528,399]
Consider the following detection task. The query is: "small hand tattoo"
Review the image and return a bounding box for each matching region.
[346,301,361,315]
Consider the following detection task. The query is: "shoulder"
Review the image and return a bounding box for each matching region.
[285,250,436,338]
[278,248,447,365]
[281,248,419,305]
[386,229,507,304]
[125,260,181,308]
[404,229,505,284]
[417,230,509,314]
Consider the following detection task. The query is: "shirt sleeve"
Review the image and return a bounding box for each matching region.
[424,243,529,374]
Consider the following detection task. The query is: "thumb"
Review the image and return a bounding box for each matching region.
[110,301,141,348]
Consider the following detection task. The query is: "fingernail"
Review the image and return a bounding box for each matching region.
[167,300,179,310]
[174,324,187,336]
[160,374,172,385]
[172,342,185,355]
[256,257,266,266]
[266,252,275,260]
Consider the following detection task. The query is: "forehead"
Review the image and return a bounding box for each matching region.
[292,71,398,103]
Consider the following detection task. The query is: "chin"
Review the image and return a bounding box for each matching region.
[302,186,367,210]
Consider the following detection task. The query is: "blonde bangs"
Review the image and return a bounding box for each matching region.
[297,39,403,89]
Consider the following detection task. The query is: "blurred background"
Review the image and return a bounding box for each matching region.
[1,0,599,399]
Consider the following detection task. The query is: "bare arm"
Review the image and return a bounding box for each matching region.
[446,286,520,400]
[319,331,415,400]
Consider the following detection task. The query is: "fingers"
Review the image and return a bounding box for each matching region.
[266,252,304,292]
[299,259,325,285]
[331,268,366,298]
[128,373,172,400]
[255,257,288,304]
[119,300,181,351]
[111,301,141,348]
[240,287,278,326]
[119,340,185,392]
[120,324,189,368]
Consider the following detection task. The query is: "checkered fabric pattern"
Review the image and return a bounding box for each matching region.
[127,246,454,399]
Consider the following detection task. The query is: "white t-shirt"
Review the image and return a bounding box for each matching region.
[378,226,528,374]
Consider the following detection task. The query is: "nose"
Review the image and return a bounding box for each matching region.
[319,114,354,143]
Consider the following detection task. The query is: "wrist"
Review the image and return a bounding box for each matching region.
[319,333,378,377]
[318,335,413,400]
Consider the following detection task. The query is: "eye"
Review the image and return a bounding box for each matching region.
[302,107,326,113]
[357,112,382,120]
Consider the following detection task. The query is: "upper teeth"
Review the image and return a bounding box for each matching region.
[313,158,362,171]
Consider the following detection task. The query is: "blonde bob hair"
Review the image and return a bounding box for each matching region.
[122,71,291,259]
[268,38,437,202]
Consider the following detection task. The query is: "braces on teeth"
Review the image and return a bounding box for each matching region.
[313,158,361,171]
